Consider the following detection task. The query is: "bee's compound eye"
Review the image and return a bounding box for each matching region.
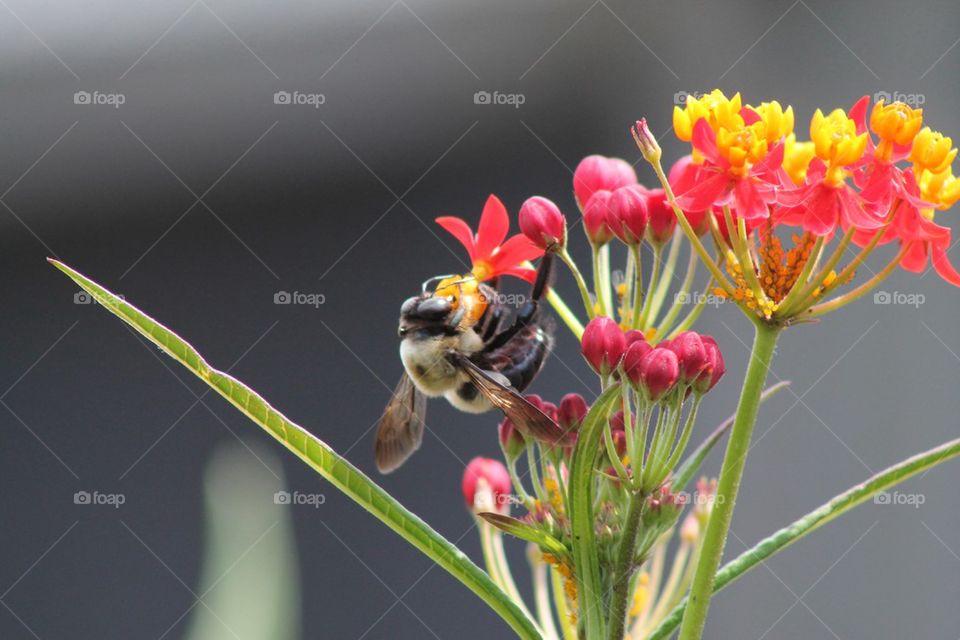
[416,296,452,319]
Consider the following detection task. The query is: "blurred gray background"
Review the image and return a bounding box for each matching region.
[3,0,960,638]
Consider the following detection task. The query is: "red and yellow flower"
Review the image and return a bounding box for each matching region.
[436,194,544,283]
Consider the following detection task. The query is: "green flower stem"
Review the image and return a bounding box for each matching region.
[648,232,684,324]
[805,246,908,318]
[666,277,713,340]
[640,245,663,327]
[604,419,632,485]
[545,287,585,339]
[653,434,960,640]
[531,555,560,640]
[663,396,701,476]
[492,529,534,622]
[592,244,612,317]
[559,248,597,319]
[606,493,646,640]
[779,229,852,317]
[656,249,698,338]
[677,322,781,640]
[631,244,644,328]
[505,458,534,509]
[599,244,613,312]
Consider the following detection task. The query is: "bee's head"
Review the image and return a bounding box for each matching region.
[398,273,488,338]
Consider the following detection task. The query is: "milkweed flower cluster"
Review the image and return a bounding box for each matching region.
[638,89,960,323]
[437,89,960,640]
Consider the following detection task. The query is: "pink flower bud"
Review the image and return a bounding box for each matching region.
[693,335,726,394]
[667,331,709,385]
[498,417,526,460]
[519,196,566,251]
[607,185,650,245]
[631,118,661,164]
[573,155,638,208]
[582,190,615,246]
[581,316,626,376]
[557,393,588,434]
[525,394,558,422]
[623,330,648,347]
[622,339,653,388]
[668,156,711,236]
[639,347,680,401]
[462,457,512,513]
[645,188,677,245]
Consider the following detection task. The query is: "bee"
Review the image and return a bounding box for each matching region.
[375,255,565,473]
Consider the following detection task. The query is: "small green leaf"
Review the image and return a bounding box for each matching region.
[567,383,623,640]
[672,381,790,491]
[649,435,960,640]
[478,513,568,557]
[49,259,542,640]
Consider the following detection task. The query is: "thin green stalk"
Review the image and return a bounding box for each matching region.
[677,322,780,640]
[631,244,644,328]
[656,249,698,338]
[592,244,611,317]
[805,246,908,318]
[599,244,613,315]
[607,493,646,640]
[640,245,663,327]
[666,278,713,340]
[648,232,683,323]
[559,248,597,319]
[531,555,560,640]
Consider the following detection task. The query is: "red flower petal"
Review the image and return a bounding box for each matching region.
[476,194,510,259]
[900,241,928,272]
[488,234,544,273]
[435,216,477,260]
[676,171,730,211]
[933,235,960,286]
[691,120,721,166]
[499,266,539,284]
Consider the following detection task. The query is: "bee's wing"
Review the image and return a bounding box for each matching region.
[452,353,569,447]
[375,373,427,474]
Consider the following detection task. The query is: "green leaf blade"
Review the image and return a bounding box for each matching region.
[649,435,960,640]
[50,259,542,640]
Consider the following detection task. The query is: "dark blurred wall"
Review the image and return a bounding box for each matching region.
[3,1,960,638]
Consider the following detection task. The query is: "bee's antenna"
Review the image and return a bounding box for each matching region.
[422,274,456,293]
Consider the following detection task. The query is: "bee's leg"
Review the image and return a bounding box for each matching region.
[480,305,505,342]
[485,255,553,350]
